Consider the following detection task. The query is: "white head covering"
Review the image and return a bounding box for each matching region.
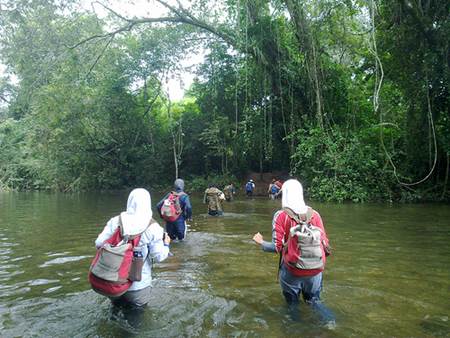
[281,179,308,215]
[120,188,153,236]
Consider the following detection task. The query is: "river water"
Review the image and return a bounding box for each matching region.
[0,191,449,337]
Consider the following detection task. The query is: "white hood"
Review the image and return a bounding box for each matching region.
[281,179,308,215]
[120,188,153,236]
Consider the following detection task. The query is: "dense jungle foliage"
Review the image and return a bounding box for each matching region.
[0,0,448,202]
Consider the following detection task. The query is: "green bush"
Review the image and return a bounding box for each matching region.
[291,127,391,202]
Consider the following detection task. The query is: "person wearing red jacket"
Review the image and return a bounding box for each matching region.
[252,179,334,325]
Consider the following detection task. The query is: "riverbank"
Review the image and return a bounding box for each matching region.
[1,172,448,203]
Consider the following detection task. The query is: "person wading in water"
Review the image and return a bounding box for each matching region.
[156,178,192,242]
[203,184,226,216]
[223,183,236,202]
[90,188,171,308]
[245,179,255,197]
[252,179,335,326]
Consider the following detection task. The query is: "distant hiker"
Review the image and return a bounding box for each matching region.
[268,179,280,200]
[89,188,170,307]
[223,183,236,202]
[252,179,334,325]
[157,178,192,242]
[204,184,226,216]
[274,179,283,199]
[245,179,255,197]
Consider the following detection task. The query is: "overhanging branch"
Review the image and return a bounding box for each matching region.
[71,1,237,49]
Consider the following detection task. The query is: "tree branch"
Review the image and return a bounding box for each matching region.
[0,94,10,103]
[84,34,114,79]
[70,2,237,50]
[92,1,132,22]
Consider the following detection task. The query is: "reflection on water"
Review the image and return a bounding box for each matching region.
[0,191,449,337]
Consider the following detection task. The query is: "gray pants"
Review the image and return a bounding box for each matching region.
[111,286,152,307]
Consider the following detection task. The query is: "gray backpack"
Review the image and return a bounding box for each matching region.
[283,207,324,270]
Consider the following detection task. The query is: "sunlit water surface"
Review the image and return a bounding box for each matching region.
[0,191,449,337]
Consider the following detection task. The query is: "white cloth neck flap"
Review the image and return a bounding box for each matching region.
[120,188,153,236]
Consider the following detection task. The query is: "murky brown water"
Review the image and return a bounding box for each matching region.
[0,191,449,337]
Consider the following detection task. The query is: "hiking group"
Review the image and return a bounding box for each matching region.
[88,177,334,327]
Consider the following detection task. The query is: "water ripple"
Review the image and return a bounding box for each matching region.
[45,251,71,257]
[28,279,60,286]
[43,286,63,294]
[10,255,33,262]
[39,255,90,268]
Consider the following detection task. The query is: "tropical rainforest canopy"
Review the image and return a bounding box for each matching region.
[0,0,448,202]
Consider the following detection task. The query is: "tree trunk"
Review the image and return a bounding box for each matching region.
[167,100,179,179]
[173,133,179,179]
[283,0,323,128]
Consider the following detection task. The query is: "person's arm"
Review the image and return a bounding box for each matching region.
[253,211,285,253]
[94,217,118,248]
[182,194,192,220]
[261,237,276,252]
[219,191,225,200]
[147,225,171,262]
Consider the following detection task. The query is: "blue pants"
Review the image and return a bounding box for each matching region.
[166,219,186,240]
[279,264,335,323]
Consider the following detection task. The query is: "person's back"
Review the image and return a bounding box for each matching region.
[252,179,334,325]
[245,179,255,197]
[90,188,170,307]
[156,179,192,241]
[204,186,225,216]
[268,179,279,199]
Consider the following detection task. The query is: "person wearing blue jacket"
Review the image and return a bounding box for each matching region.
[156,178,192,241]
[245,179,255,197]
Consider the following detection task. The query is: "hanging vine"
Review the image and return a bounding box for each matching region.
[369,0,437,187]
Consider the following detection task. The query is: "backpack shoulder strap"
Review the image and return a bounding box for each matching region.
[118,216,157,241]
[172,191,187,198]
[282,207,300,223]
[118,215,125,239]
[138,218,157,236]
[282,207,314,224]
[305,207,314,223]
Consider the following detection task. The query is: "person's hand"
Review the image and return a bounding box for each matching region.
[163,232,171,246]
[252,232,264,245]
